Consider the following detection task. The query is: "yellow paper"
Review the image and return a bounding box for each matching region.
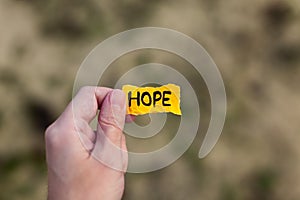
[122,84,181,116]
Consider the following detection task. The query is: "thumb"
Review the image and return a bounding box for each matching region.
[98,89,126,144]
[92,89,128,171]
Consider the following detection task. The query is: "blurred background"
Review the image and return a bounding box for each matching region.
[1,0,300,199]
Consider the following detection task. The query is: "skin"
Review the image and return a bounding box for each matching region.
[45,87,130,200]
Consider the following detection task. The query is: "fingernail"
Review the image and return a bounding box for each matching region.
[110,90,126,129]
[111,89,126,109]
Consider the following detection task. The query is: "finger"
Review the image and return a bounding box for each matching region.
[69,86,112,123]
[97,89,126,145]
[125,114,136,123]
[54,86,112,150]
[92,89,127,171]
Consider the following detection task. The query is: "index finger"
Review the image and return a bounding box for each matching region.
[59,86,113,125]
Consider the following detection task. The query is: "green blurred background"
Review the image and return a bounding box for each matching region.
[1,0,300,199]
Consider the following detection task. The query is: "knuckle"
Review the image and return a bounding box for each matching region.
[99,120,123,143]
[78,86,95,94]
[100,119,120,130]
[45,122,62,147]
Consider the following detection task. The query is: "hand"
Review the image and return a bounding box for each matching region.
[45,87,128,200]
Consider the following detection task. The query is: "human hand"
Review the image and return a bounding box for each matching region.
[45,87,128,200]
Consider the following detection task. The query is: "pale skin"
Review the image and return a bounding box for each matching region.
[45,87,130,200]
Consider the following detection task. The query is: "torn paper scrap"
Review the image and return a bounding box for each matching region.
[122,84,181,116]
